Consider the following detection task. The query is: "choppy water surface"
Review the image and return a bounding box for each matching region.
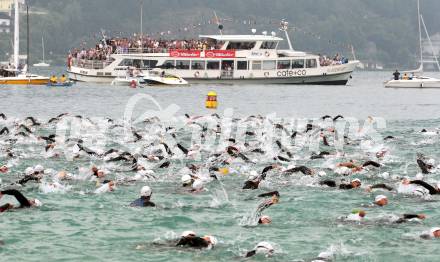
[1,71,440,261]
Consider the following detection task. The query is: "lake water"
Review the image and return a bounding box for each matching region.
[0,70,440,261]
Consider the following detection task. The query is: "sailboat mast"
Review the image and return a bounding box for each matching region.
[13,0,19,68]
[26,5,29,71]
[42,36,45,63]
[417,0,423,70]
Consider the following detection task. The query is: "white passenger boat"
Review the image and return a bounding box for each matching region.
[68,22,359,85]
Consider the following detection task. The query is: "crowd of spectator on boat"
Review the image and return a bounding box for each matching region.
[69,37,222,61]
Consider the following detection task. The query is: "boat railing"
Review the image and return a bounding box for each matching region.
[71,58,113,69]
[221,70,234,79]
[115,47,170,54]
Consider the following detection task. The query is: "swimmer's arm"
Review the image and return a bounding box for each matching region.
[257,191,280,198]
[0,189,31,208]
[370,184,393,191]
[245,250,256,257]
[320,180,337,187]
[0,203,13,212]
[17,175,39,185]
[410,180,438,195]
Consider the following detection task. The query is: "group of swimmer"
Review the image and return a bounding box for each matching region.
[1,112,440,259]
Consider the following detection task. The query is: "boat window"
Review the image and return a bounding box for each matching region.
[261,41,277,49]
[207,61,220,70]
[176,60,190,70]
[142,60,158,69]
[292,59,305,69]
[277,60,291,69]
[252,61,261,70]
[263,60,276,70]
[191,60,206,70]
[226,42,256,50]
[161,60,175,69]
[306,59,317,68]
[237,61,248,70]
[118,59,133,67]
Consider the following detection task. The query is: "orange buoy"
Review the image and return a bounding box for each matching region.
[205,91,218,109]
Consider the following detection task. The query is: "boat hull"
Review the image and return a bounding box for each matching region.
[69,70,353,85]
[384,79,440,88]
[0,78,49,85]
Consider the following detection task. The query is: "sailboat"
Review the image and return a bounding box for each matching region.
[384,0,440,88]
[0,0,49,85]
[33,36,50,67]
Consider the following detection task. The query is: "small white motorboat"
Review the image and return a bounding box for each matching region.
[110,76,145,87]
[384,76,440,88]
[143,70,188,86]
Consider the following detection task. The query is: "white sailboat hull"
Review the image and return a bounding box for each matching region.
[384,77,440,88]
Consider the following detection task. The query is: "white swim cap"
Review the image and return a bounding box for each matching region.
[25,167,34,175]
[192,179,204,190]
[317,171,327,177]
[33,198,43,207]
[140,186,152,197]
[430,227,440,236]
[352,178,361,183]
[255,241,274,253]
[181,174,192,184]
[34,165,44,172]
[375,195,387,202]
[181,230,196,237]
[248,170,259,180]
[415,173,424,180]
[203,235,218,246]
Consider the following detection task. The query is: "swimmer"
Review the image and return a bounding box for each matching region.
[130,186,155,207]
[176,231,217,249]
[181,174,195,187]
[245,241,274,257]
[0,189,42,212]
[0,165,8,173]
[374,195,388,207]
[243,170,263,190]
[420,227,440,240]
[320,178,362,190]
[283,165,314,176]
[342,210,366,222]
[258,215,272,224]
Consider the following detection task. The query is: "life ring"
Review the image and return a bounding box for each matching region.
[265,51,270,57]
[194,71,200,78]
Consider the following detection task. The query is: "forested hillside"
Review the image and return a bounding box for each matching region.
[1,0,439,67]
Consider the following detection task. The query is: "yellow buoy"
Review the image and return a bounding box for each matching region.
[206,91,218,109]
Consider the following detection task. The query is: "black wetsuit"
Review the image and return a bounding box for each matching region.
[243,180,260,190]
[320,180,356,190]
[395,214,422,224]
[362,161,381,168]
[130,196,155,207]
[417,159,432,174]
[393,71,400,80]
[370,184,393,191]
[284,166,313,176]
[410,180,439,195]
[176,236,209,248]
[15,174,41,186]
[0,189,31,212]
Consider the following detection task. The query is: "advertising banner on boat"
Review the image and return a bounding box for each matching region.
[204,50,236,58]
[169,50,201,58]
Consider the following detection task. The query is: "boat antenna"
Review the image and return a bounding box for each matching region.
[420,15,440,71]
[13,0,19,69]
[100,29,108,48]
[280,19,293,51]
[140,0,143,40]
[213,11,223,35]
[26,4,29,73]
[417,0,423,72]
